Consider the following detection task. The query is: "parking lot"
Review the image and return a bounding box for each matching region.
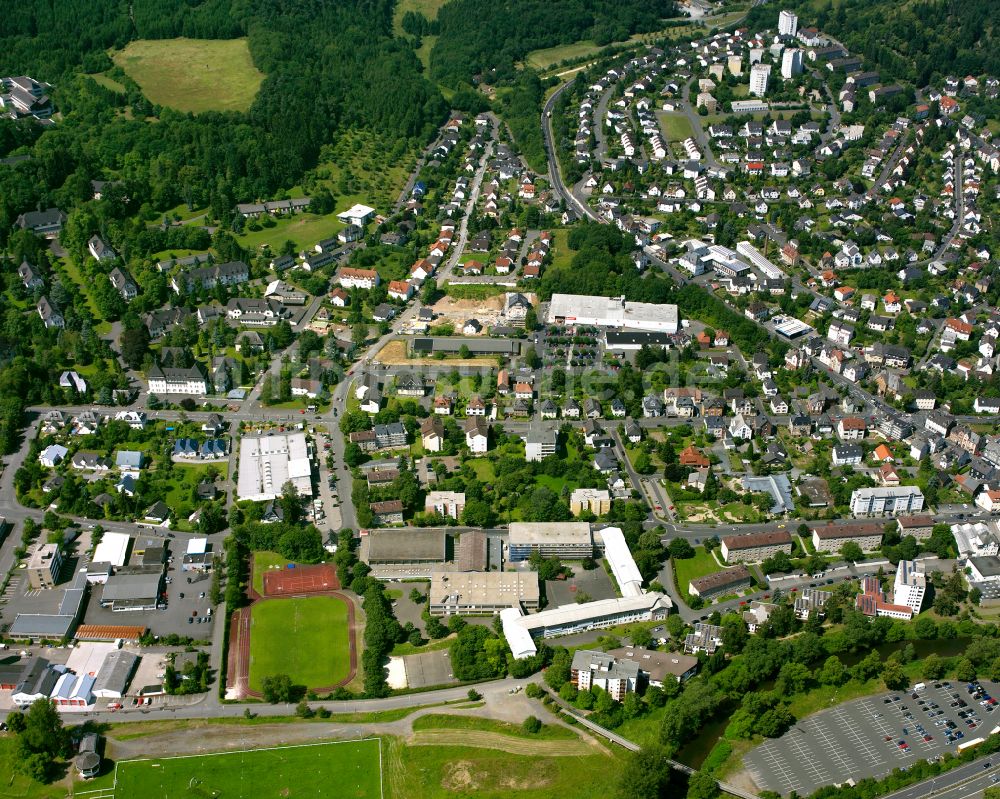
[745,680,1000,796]
[77,531,223,640]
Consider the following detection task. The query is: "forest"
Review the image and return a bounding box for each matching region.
[746,0,999,87]
[0,0,446,242]
[428,0,678,87]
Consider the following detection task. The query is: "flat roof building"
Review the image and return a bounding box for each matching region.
[570,488,611,517]
[508,522,593,561]
[850,486,924,516]
[99,572,164,611]
[26,542,62,589]
[547,294,679,334]
[571,649,640,701]
[504,594,672,658]
[607,647,698,686]
[599,527,644,597]
[428,571,540,616]
[237,432,312,501]
[92,532,131,569]
[361,528,447,565]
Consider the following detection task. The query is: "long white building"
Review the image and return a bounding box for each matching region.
[503,594,672,659]
[850,486,924,516]
[599,527,644,597]
[736,241,786,280]
[236,432,312,501]
[547,294,679,334]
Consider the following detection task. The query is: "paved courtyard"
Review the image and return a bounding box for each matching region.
[745,680,1000,796]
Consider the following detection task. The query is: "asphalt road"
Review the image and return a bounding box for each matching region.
[884,755,1000,799]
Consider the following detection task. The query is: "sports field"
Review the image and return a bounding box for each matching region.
[248,595,352,692]
[107,739,382,798]
[112,38,264,113]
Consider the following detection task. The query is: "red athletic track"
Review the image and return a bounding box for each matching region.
[226,555,357,700]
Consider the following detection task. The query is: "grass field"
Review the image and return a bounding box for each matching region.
[392,0,449,35]
[87,72,126,93]
[672,546,724,601]
[249,595,352,692]
[386,737,620,798]
[112,38,263,113]
[252,550,291,596]
[107,739,381,799]
[524,40,604,71]
[656,110,695,142]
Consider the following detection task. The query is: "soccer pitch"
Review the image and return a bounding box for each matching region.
[99,739,382,798]
[248,595,353,692]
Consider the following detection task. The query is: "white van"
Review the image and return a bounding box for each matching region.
[914,682,926,691]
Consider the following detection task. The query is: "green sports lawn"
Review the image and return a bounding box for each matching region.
[111,739,381,798]
[249,595,352,692]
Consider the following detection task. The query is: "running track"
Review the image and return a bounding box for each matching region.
[226,556,358,700]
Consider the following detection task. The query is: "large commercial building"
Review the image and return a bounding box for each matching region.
[893,560,926,614]
[508,522,594,562]
[91,532,131,571]
[428,571,539,616]
[850,486,924,516]
[92,650,139,699]
[599,527,644,597]
[811,521,884,553]
[503,594,672,658]
[571,649,640,700]
[237,432,312,501]
[547,294,679,334]
[361,528,447,565]
[147,364,208,396]
[720,530,792,564]
[99,571,164,612]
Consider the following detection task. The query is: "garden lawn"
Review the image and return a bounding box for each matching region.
[248,595,352,692]
[112,38,263,113]
[672,546,724,600]
[0,737,66,799]
[110,739,381,798]
[465,458,496,482]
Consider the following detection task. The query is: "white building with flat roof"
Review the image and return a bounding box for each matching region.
[428,571,539,616]
[547,294,678,334]
[750,64,771,97]
[893,560,926,614]
[778,9,798,36]
[508,522,594,561]
[336,203,376,227]
[599,527,644,597]
[736,241,786,280]
[781,47,803,79]
[91,532,131,569]
[503,594,672,658]
[237,432,312,501]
